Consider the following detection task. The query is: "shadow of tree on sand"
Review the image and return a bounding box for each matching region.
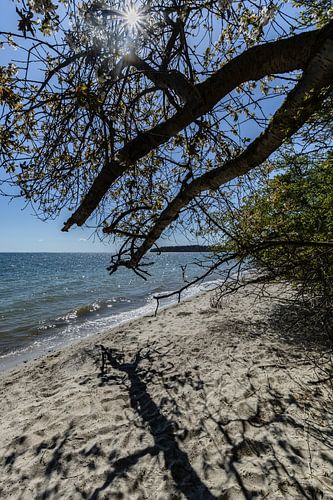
[82,339,333,499]
[2,329,332,499]
[88,336,331,500]
[90,343,217,500]
[266,299,333,350]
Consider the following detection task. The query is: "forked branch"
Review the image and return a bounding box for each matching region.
[62,24,331,232]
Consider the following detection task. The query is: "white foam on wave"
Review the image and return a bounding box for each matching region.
[0,277,222,372]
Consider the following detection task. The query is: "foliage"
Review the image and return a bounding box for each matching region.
[228,156,332,245]
[292,0,333,27]
[214,154,333,330]
[0,1,332,274]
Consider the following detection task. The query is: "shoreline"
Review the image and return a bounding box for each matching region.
[0,279,218,373]
[1,286,332,498]
[0,252,220,374]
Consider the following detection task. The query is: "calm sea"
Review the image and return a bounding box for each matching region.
[0,252,218,370]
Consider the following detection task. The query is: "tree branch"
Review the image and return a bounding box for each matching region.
[62,23,332,232]
[123,53,200,103]
[124,37,333,268]
[153,239,333,313]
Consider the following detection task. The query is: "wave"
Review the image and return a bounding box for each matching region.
[59,301,102,321]
[35,296,133,332]
[0,277,223,371]
[17,279,222,338]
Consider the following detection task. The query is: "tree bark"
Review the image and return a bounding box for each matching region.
[127,38,333,267]
[62,24,332,232]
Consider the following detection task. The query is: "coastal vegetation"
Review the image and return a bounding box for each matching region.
[0,1,332,313]
[1,3,333,498]
[208,153,333,336]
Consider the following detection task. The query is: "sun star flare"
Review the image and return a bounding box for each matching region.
[124,6,142,28]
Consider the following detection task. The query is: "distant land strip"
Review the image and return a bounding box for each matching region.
[150,245,212,253]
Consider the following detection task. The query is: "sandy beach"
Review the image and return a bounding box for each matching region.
[0,286,332,499]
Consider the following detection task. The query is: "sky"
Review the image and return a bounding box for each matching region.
[0,0,197,252]
[0,1,297,252]
[0,1,114,252]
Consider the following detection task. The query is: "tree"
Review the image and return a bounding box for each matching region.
[1,1,333,277]
[208,153,333,322]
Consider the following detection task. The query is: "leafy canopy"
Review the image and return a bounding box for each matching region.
[0,1,332,274]
[212,154,333,316]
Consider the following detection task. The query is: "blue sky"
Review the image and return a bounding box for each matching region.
[0,1,121,252]
[0,1,114,252]
[0,195,114,252]
[0,1,296,252]
[0,1,195,252]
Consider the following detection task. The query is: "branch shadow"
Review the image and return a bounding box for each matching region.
[2,327,332,499]
[266,299,332,350]
[90,343,217,500]
[89,338,332,499]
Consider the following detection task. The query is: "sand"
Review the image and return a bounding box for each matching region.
[0,285,332,499]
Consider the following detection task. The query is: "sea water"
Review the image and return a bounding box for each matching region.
[0,252,219,370]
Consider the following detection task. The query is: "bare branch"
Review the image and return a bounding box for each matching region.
[62,24,330,232]
[123,37,333,268]
[124,53,201,103]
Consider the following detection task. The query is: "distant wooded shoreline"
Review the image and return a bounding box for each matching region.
[150,245,211,253]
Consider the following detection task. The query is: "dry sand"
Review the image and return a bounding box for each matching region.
[0,285,332,499]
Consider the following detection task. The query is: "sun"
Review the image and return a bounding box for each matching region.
[124,6,141,28]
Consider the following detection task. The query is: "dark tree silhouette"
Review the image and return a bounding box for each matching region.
[1,1,332,275]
